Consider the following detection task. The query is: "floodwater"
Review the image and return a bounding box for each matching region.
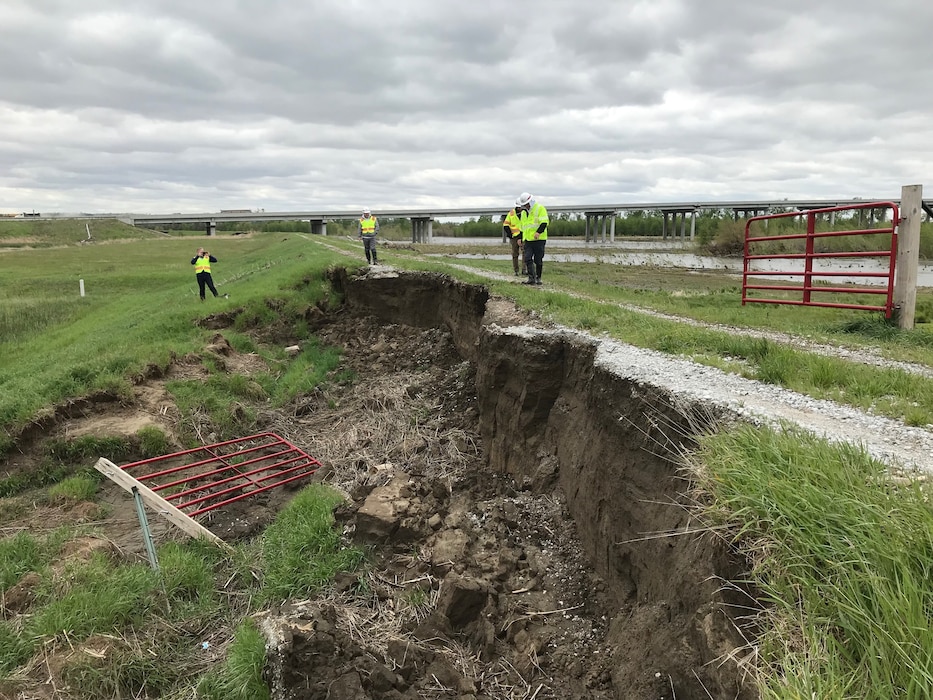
[429,236,689,250]
[426,237,933,287]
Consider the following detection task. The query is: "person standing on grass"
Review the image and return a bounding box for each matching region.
[191,247,220,301]
[503,206,525,276]
[359,208,379,265]
[516,192,549,285]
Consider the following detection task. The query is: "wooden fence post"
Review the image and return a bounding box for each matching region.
[894,185,922,329]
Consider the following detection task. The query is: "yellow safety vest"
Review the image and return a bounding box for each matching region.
[519,203,549,242]
[360,216,377,235]
[505,209,521,238]
[194,255,212,274]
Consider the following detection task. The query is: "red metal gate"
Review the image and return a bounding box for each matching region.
[119,432,320,517]
[742,201,899,317]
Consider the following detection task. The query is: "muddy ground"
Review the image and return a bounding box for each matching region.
[0,268,755,700]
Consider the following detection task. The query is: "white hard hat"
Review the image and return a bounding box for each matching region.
[516,192,533,207]
[362,208,371,215]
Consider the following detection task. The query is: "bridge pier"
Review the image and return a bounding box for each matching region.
[206,220,216,237]
[584,212,616,243]
[309,219,327,235]
[411,217,433,243]
[662,210,694,241]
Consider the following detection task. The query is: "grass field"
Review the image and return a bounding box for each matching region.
[0,232,343,439]
[3,222,933,698]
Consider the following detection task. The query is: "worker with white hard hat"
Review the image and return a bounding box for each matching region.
[358,208,380,265]
[515,192,549,285]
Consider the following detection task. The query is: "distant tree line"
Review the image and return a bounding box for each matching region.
[158,209,933,258]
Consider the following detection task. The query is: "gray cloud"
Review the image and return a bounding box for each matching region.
[0,0,931,214]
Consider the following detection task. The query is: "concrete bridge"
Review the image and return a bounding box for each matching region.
[121,196,930,243]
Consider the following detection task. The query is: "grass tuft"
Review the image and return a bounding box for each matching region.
[137,426,172,458]
[59,635,180,699]
[30,553,159,641]
[0,621,35,676]
[46,435,133,464]
[197,619,271,700]
[157,541,217,607]
[694,425,933,699]
[48,474,98,503]
[260,485,365,602]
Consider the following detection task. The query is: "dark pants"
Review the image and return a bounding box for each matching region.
[196,272,218,299]
[362,236,378,263]
[523,239,546,280]
[510,236,525,274]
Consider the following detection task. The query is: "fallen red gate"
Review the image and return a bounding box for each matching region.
[119,432,320,517]
[742,201,899,318]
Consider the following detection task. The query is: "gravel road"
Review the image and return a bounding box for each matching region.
[460,263,933,476]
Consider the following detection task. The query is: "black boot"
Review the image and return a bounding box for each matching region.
[521,276,536,285]
[535,264,543,285]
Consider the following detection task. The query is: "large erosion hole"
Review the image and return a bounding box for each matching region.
[275,268,755,700]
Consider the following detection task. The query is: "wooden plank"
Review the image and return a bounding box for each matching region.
[94,457,230,549]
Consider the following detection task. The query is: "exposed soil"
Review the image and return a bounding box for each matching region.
[0,268,759,700]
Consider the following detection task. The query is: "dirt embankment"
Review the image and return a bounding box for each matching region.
[275,267,754,700]
[0,268,754,700]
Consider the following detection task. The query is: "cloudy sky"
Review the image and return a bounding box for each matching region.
[1,0,931,215]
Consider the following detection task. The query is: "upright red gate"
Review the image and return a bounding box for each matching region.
[742,201,899,318]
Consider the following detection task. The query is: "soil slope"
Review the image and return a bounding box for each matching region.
[16,266,913,698]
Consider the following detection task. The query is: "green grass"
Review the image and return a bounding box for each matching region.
[0,620,35,677]
[260,484,365,602]
[0,482,360,696]
[48,474,98,502]
[157,540,219,609]
[0,218,160,249]
[694,425,933,699]
[58,635,183,700]
[0,461,77,498]
[266,339,342,404]
[0,233,347,445]
[197,619,271,700]
[46,435,133,464]
[0,529,66,590]
[137,426,172,458]
[167,375,261,442]
[30,553,159,639]
[362,249,933,425]
[0,230,366,695]
[4,221,933,698]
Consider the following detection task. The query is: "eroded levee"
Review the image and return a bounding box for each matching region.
[331,268,755,699]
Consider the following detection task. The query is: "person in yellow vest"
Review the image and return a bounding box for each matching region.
[502,207,525,276]
[358,208,380,265]
[516,192,549,285]
[191,247,223,300]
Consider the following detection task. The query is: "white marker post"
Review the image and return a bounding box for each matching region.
[79,279,85,297]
